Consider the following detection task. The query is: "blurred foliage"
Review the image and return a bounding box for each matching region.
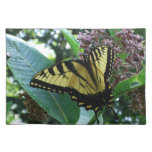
[134,28,146,40]
[6,28,146,124]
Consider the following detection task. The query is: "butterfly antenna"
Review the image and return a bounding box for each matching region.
[109,107,119,120]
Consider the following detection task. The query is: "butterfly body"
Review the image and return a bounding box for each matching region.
[30,46,117,123]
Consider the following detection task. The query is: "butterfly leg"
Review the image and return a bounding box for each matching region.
[95,111,100,124]
[108,106,119,120]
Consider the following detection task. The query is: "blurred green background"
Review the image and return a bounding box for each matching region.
[6,29,146,124]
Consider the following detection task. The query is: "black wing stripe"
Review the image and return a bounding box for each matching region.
[89,49,99,81]
[93,49,98,59]
[56,63,64,74]
[104,47,114,83]
[48,67,55,75]
[97,48,102,57]
[95,48,102,66]
[64,62,86,81]
[64,61,96,90]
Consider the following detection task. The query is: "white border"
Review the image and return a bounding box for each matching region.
[1,0,152,152]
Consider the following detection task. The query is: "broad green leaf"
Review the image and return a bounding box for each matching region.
[114,66,145,98]
[61,29,84,56]
[6,34,80,124]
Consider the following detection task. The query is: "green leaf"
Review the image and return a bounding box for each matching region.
[61,29,84,56]
[114,66,145,98]
[6,101,13,116]
[6,34,80,124]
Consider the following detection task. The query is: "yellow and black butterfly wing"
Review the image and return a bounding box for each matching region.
[30,45,116,123]
[89,45,114,91]
[30,46,114,106]
[30,60,98,97]
[82,46,114,107]
[83,45,116,122]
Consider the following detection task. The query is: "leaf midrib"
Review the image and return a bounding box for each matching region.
[9,40,69,124]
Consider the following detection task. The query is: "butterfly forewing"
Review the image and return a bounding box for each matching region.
[88,46,114,92]
[30,60,97,95]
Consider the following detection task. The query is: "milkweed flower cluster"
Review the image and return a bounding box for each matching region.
[77,29,145,85]
[77,29,145,114]
[19,92,48,122]
[127,87,145,114]
[112,29,145,86]
[77,30,112,53]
